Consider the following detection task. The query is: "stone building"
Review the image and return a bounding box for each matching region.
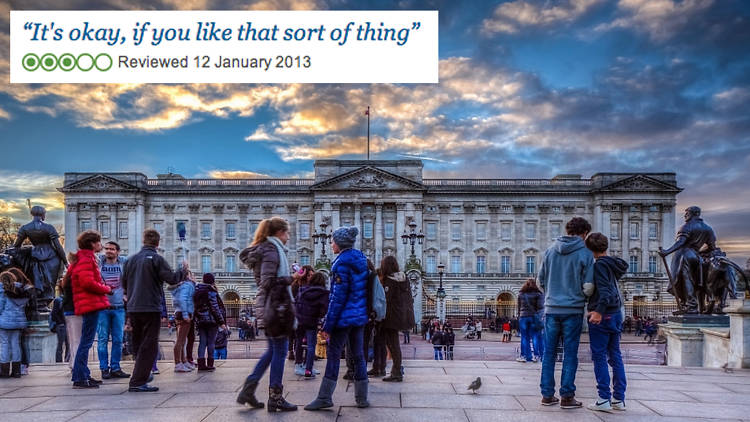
[59,159,681,321]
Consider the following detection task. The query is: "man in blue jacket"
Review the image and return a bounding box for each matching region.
[305,226,370,411]
[537,217,594,409]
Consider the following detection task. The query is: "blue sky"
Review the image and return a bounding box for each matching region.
[1,0,749,264]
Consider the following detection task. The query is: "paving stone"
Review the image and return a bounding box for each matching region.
[641,400,750,420]
[69,406,214,422]
[466,409,604,422]
[402,392,522,410]
[628,379,733,393]
[285,391,400,408]
[2,384,128,397]
[159,392,243,407]
[0,396,55,412]
[514,395,657,415]
[682,391,750,404]
[0,386,21,396]
[338,406,469,422]
[27,392,173,411]
[204,406,339,421]
[598,414,742,422]
[1,411,84,422]
[367,381,455,394]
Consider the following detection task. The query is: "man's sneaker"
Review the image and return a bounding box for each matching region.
[101,369,111,379]
[313,368,320,375]
[532,357,539,362]
[541,396,560,406]
[174,363,191,373]
[87,377,103,385]
[294,363,305,376]
[73,380,99,389]
[304,370,315,379]
[152,368,160,375]
[588,399,613,412]
[611,399,626,411]
[110,369,131,378]
[561,396,583,409]
[516,357,527,362]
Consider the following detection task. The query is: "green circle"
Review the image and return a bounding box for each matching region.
[22,53,40,71]
[76,53,94,71]
[40,53,57,71]
[58,53,76,71]
[94,53,113,71]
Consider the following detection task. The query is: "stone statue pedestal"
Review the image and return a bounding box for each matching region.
[661,314,729,367]
[725,298,750,368]
[24,320,57,363]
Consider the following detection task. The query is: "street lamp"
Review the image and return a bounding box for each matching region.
[312,222,332,270]
[401,221,425,256]
[437,263,446,323]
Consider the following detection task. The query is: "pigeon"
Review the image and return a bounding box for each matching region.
[467,377,482,394]
[722,363,734,373]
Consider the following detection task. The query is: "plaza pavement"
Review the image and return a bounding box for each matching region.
[2,358,749,422]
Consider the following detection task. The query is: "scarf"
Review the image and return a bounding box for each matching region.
[267,236,296,309]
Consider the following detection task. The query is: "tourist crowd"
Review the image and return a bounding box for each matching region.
[0,214,632,414]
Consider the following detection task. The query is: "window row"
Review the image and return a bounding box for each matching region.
[80,220,129,239]
[610,221,660,240]
[424,255,537,274]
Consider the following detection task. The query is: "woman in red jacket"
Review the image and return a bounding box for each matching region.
[68,230,113,389]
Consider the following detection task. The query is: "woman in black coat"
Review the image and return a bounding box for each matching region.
[192,273,226,371]
[295,272,329,378]
[378,256,415,382]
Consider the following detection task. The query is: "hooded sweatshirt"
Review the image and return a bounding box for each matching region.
[587,255,628,315]
[537,235,594,315]
[381,271,415,331]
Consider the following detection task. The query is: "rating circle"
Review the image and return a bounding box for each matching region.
[40,53,58,71]
[22,53,40,71]
[58,53,76,71]
[94,53,113,71]
[76,53,94,71]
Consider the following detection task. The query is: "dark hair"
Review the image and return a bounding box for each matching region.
[585,232,609,253]
[0,271,16,293]
[309,272,327,288]
[378,255,400,279]
[143,229,160,247]
[7,268,31,287]
[105,241,121,251]
[565,217,591,236]
[77,230,101,250]
[520,278,541,293]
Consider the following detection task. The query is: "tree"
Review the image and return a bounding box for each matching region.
[0,216,20,251]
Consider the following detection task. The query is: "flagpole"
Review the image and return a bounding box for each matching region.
[366,106,370,160]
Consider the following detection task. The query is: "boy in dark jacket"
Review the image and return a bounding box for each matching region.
[431,328,444,360]
[295,272,329,378]
[214,327,230,360]
[585,233,628,413]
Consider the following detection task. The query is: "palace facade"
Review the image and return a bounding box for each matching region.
[59,160,680,321]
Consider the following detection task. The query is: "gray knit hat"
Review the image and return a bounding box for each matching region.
[332,226,358,250]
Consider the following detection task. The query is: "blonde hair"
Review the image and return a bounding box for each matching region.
[251,216,289,246]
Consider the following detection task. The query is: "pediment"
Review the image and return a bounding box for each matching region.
[311,166,424,191]
[61,174,139,193]
[596,175,680,193]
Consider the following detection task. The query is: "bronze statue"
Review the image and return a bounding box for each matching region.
[11,206,67,317]
[660,206,747,315]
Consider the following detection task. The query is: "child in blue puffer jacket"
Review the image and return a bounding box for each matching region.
[0,269,34,378]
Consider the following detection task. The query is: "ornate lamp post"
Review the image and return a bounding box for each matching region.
[437,263,446,323]
[401,221,424,271]
[312,222,332,270]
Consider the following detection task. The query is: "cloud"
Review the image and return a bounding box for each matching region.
[595,0,714,42]
[482,0,602,34]
[208,170,270,179]
[0,107,9,120]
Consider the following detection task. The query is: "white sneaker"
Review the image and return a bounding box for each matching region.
[588,399,613,413]
[294,363,305,376]
[174,363,191,373]
[20,364,29,375]
[532,357,539,362]
[611,399,626,411]
[184,362,195,370]
[516,357,527,362]
[313,368,320,375]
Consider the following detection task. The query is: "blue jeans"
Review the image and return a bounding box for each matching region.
[197,325,218,359]
[540,313,583,398]
[304,329,317,372]
[0,328,22,362]
[214,347,227,359]
[433,346,443,360]
[247,336,287,388]
[97,307,125,371]
[589,312,627,401]
[325,325,367,382]
[519,316,536,361]
[73,311,100,382]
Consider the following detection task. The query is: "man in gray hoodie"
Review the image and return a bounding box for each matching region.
[537,217,594,409]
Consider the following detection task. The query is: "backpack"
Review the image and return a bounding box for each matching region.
[371,271,387,322]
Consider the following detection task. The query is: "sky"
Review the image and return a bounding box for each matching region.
[0,0,749,265]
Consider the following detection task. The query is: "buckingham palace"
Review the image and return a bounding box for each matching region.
[58,159,680,322]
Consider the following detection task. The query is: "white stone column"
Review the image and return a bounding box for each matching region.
[594,204,603,233]
[602,204,611,239]
[136,199,145,251]
[396,203,406,268]
[726,299,750,368]
[331,203,341,229]
[109,203,117,242]
[662,204,675,250]
[622,204,630,261]
[128,203,138,254]
[354,203,361,249]
[641,204,649,273]
[64,202,78,252]
[375,203,383,264]
[414,203,424,265]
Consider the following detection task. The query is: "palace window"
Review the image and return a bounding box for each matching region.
[476,222,487,240]
[650,205,660,212]
[80,220,92,231]
[611,222,621,240]
[201,255,211,273]
[526,255,536,274]
[176,254,185,268]
[201,222,211,239]
[225,255,236,272]
[552,206,561,214]
[300,255,310,266]
[452,285,460,291]
[299,222,311,240]
[476,256,486,273]
[385,221,395,238]
[451,205,462,213]
[500,223,512,241]
[526,222,536,240]
[629,222,640,240]
[649,255,658,273]
[451,223,462,241]
[502,205,511,213]
[550,222,561,239]
[118,221,128,239]
[250,221,260,238]
[152,222,162,235]
[649,222,659,239]
[98,221,109,238]
[425,255,437,273]
[226,222,236,239]
[451,255,461,273]
[629,255,639,273]
[501,255,511,273]
[426,222,437,240]
[363,220,373,239]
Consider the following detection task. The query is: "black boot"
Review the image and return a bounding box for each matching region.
[197,358,209,371]
[10,362,22,378]
[0,362,9,378]
[267,385,298,412]
[236,378,264,409]
[206,357,216,371]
